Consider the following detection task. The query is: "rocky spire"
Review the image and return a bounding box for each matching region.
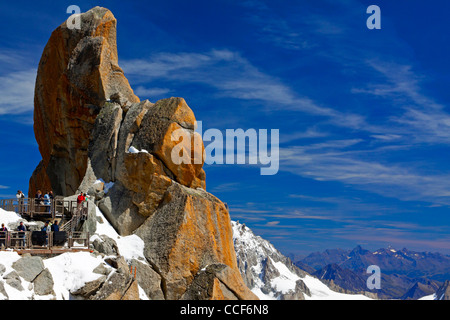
[30,7,140,197]
[29,7,256,300]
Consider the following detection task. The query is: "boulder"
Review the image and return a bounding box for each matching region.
[71,276,107,299]
[90,271,137,300]
[130,259,165,300]
[87,97,205,235]
[33,268,55,296]
[181,264,258,300]
[104,256,129,274]
[131,97,206,189]
[12,255,45,282]
[3,271,24,292]
[92,234,120,256]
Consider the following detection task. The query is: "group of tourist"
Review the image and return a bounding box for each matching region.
[0,189,86,249]
[14,189,57,215]
[0,189,61,248]
[0,220,61,248]
[0,221,27,247]
[33,190,55,213]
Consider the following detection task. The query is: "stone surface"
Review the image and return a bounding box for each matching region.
[131,97,206,189]
[135,182,251,300]
[12,255,45,282]
[130,259,165,300]
[90,271,137,300]
[92,234,120,256]
[181,264,257,300]
[3,271,24,291]
[30,6,139,197]
[33,268,55,296]
[0,281,8,300]
[71,276,107,299]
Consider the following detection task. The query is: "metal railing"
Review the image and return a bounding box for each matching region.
[0,231,90,250]
[0,197,88,221]
[60,206,89,232]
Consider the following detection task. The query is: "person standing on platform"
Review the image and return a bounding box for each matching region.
[17,221,26,247]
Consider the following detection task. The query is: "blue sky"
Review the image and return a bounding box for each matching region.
[1,0,450,256]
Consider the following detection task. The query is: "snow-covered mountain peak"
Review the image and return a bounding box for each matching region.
[231,221,372,300]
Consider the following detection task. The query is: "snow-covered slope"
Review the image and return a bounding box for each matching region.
[231,221,372,300]
[418,294,436,300]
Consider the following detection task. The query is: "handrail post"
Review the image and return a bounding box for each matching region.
[6,231,11,249]
[48,232,52,249]
[24,231,29,249]
[30,199,34,219]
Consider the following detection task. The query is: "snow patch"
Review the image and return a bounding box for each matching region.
[128,146,149,154]
[44,252,107,300]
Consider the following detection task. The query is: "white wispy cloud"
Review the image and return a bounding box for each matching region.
[0,68,36,115]
[133,86,171,99]
[242,4,311,50]
[279,140,450,206]
[279,127,329,144]
[210,182,241,193]
[122,49,369,131]
[353,60,450,144]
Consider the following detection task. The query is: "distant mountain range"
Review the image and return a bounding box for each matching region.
[232,222,373,300]
[293,245,450,299]
[232,220,450,300]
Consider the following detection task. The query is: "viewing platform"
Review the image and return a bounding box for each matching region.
[0,197,88,222]
[0,197,91,255]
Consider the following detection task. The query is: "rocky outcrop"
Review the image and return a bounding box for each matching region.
[181,264,256,300]
[30,7,139,197]
[87,97,206,236]
[134,183,251,300]
[90,271,139,300]
[29,6,255,300]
